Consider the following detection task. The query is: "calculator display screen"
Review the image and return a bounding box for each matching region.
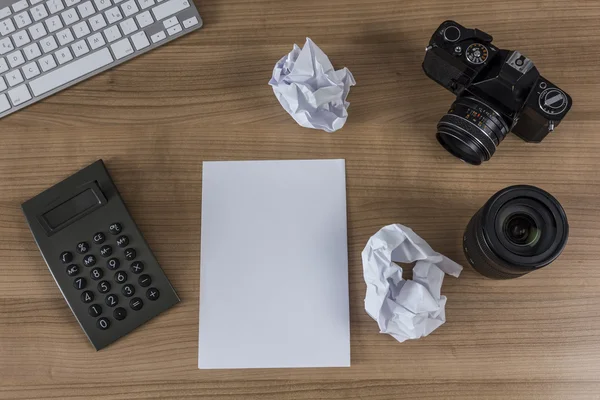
[43,188,102,229]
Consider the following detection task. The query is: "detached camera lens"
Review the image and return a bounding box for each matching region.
[463,185,569,279]
[437,97,510,165]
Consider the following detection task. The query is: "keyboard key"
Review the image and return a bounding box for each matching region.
[23,43,41,60]
[151,0,189,21]
[0,7,11,20]
[138,0,154,9]
[72,21,90,38]
[38,54,56,71]
[130,30,148,50]
[0,18,16,35]
[60,9,79,25]
[12,0,28,13]
[94,0,111,11]
[22,61,41,78]
[71,39,89,56]
[31,5,49,21]
[8,84,31,104]
[40,35,58,52]
[119,17,135,34]
[45,0,65,14]
[87,32,104,49]
[0,94,10,112]
[77,1,94,18]
[14,11,33,28]
[7,50,25,67]
[110,37,132,59]
[57,27,74,45]
[44,15,62,32]
[31,0,45,4]
[28,22,46,39]
[103,25,120,42]
[150,30,164,43]
[65,0,81,6]
[135,10,152,27]
[0,38,14,55]
[120,0,138,16]
[29,47,113,96]
[55,47,73,64]
[12,30,30,47]
[89,14,106,31]
[6,69,23,86]
[105,6,122,23]
[162,16,176,28]
[166,23,181,36]
[182,16,198,28]
[0,58,7,73]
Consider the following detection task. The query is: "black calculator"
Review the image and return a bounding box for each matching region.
[22,160,180,350]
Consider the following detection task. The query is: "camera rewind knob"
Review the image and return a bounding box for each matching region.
[443,26,461,42]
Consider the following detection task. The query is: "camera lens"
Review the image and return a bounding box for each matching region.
[437,96,511,165]
[463,185,568,279]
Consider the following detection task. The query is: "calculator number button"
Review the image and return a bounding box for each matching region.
[81,290,94,303]
[121,283,135,297]
[83,254,96,267]
[88,304,102,317]
[105,293,118,307]
[146,287,159,301]
[129,297,143,310]
[93,232,106,244]
[114,271,127,283]
[116,235,129,247]
[98,280,111,293]
[73,277,86,290]
[76,241,90,254]
[113,307,127,320]
[90,267,103,280]
[100,245,112,257]
[138,274,151,287]
[60,251,73,264]
[109,222,122,235]
[130,261,143,274]
[66,264,79,276]
[97,317,110,330]
[124,248,136,261]
[107,257,120,270]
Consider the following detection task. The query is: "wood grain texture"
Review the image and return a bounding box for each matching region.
[1,0,600,398]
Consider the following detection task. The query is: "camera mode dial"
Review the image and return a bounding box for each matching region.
[465,43,489,65]
[538,88,569,116]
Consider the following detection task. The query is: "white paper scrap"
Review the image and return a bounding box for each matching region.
[362,224,463,342]
[269,37,356,133]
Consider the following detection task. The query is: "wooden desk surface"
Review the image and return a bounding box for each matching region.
[2,0,600,398]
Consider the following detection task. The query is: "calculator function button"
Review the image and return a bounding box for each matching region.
[88,304,102,317]
[146,287,160,301]
[60,251,73,264]
[124,248,136,261]
[114,271,127,283]
[130,261,144,274]
[105,293,119,307]
[107,257,120,270]
[97,317,110,330]
[90,267,103,280]
[109,222,122,235]
[66,264,80,276]
[100,245,112,257]
[98,280,111,293]
[113,307,127,320]
[93,232,106,244]
[83,254,96,267]
[116,235,129,247]
[121,283,135,297]
[76,241,90,254]
[129,297,143,311]
[81,290,94,303]
[138,274,151,287]
[73,277,87,290]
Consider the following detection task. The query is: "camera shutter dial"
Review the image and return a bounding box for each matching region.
[539,88,569,116]
[465,43,489,65]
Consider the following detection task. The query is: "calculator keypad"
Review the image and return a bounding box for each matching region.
[60,251,73,264]
[100,245,112,258]
[67,264,80,276]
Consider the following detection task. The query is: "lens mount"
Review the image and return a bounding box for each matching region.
[436,96,510,165]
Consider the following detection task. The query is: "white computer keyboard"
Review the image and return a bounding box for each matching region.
[0,0,202,119]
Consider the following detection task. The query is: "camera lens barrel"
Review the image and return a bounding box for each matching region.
[437,97,511,165]
[463,185,569,279]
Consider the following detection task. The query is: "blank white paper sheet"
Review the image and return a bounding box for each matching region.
[199,160,350,369]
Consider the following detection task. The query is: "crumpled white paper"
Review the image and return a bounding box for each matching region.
[362,224,463,342]
[269,37,356,133]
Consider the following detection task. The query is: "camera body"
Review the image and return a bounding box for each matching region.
[423,21,572,156]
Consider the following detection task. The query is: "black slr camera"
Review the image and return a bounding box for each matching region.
[422,21,572,165]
